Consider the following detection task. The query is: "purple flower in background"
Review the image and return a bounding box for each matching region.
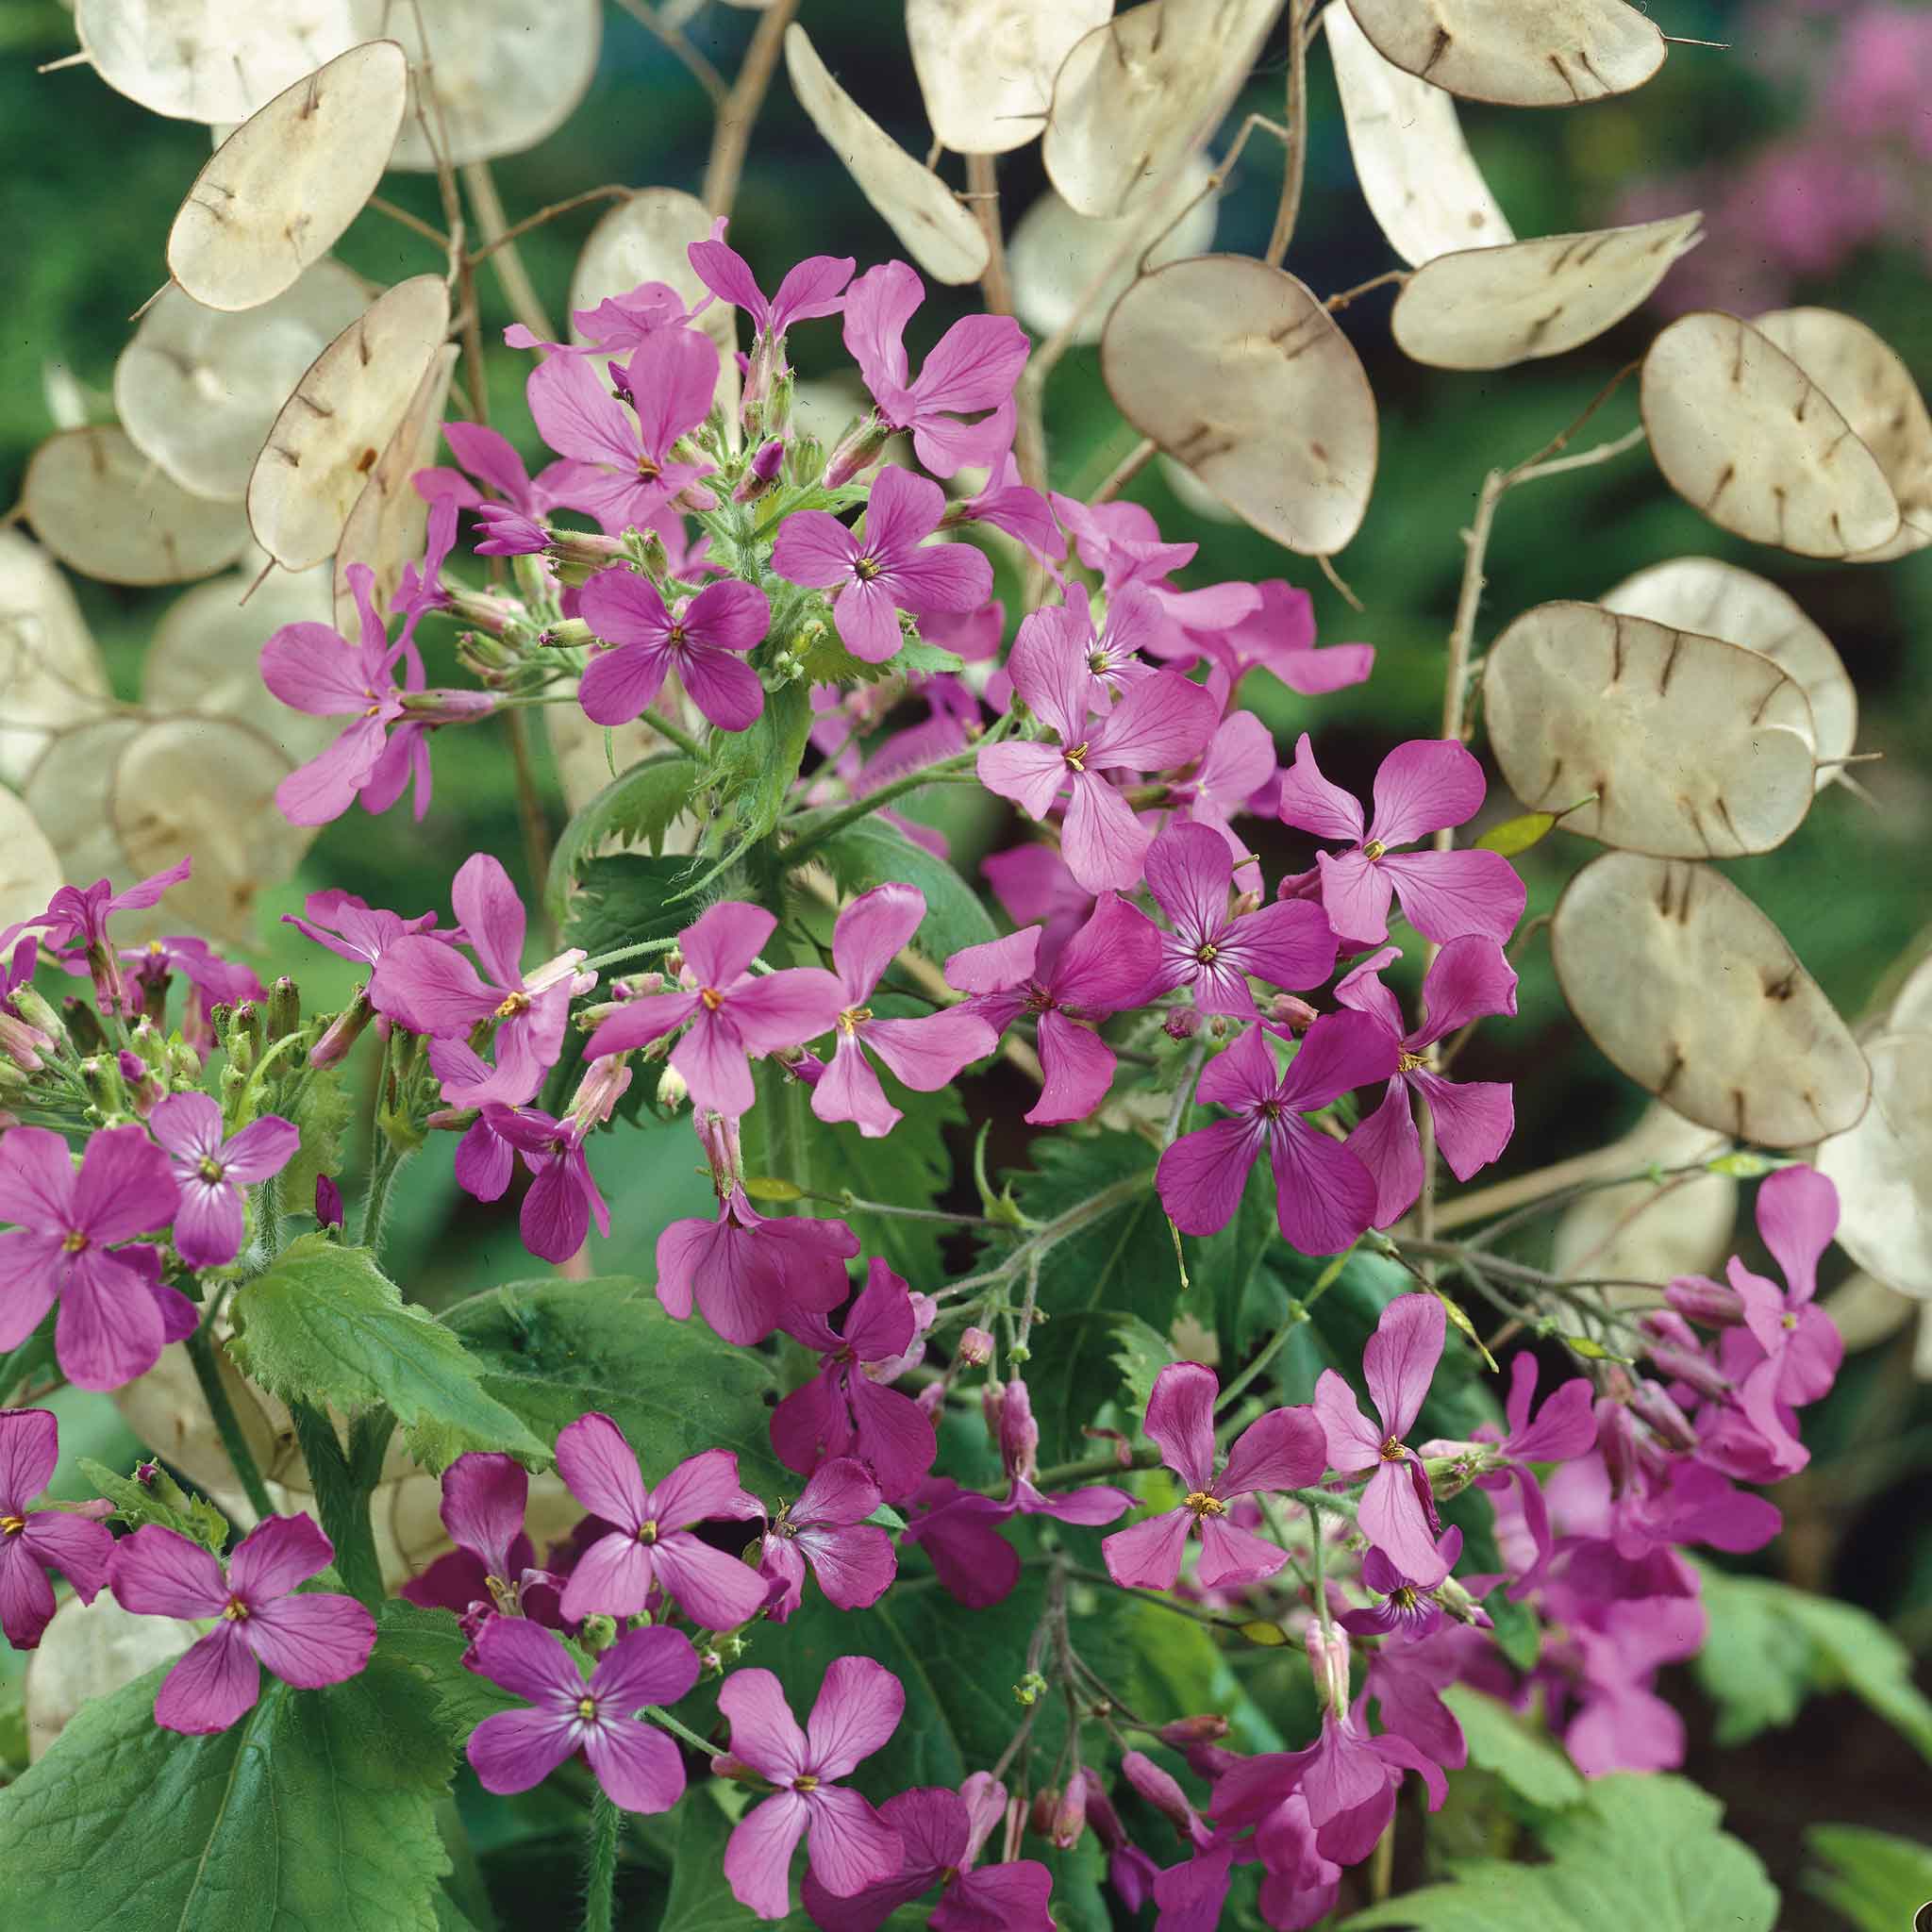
[0,1124,191,1391]
[110,1516,375,1734]
[1255,1793,1343,1932]
[120,936,263,1051]
[719,1657,906,1918]
[585,901,843,1120]
[1470,1351,1596,1596]
[981,843,1092,963]
[1339,1528,1466,1638]
[1157,1017,1396,1254]
[1275,735,1525,947]
[1102,1362,1324,1592]
[467,1618,698,1811]
[576,567,769,732]
[689,220,852,361]
[1335,937,1518,1226]
[1178,580,1374,699]
[758,1457,896,1622]
[148,1093,298,1270]
[0,1408,115,1648]
[282,889,455,969]
[772,465,993,666]
[413,419,572,523]
[842,260,1028,477]
[958,452,1065,561]
[1315,1294,1451,1587]
[1,859,192,1017]
[554,1412,767,1629]
[1164,711,1277,876]
[400,1451,564,1652]
[1051,494,1195,592]
[977,619,1218,893]
[1144,822,1337,1016]
[808,885,997,1138]
[945,892,1160,1126]
[802,1776,1055,1932]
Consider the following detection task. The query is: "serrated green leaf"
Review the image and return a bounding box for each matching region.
[277,1063,356,1219]
[1803,1824,1932,1932]
[76,1457,228,1551]
[227,1235,546,1468]
[438,1275,787,1496]
[375,1600,522,1744]
[808,815,999,964]
[658,1790,814,1930]
[1441,1684,1585,1808]
[1110,1313,1178,1420]
[0,1636,456,1931]
[697,677,813,867]
[1180,1156,1280,1363]
[1340,1774,1777,1932]
[545,752,700,921]
[559,852,695,963]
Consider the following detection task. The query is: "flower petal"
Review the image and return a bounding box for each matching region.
[861,1011,995,1091]
[0,1407,59,1509]
[1363,1293,1446,1441]
[229,1513,333,1601]
[586,1715,688,1813]
[245,1591,375,1689]
[805,1654,906,1780]
[1194,1513,1288,1591]
[1100,1508,1192,1591]
[719,1665,809,1782]
[555,1413,648,1531]
[591,1623,703,1713]
[724,1790,811,1918]
[1220,1406,1328,1499]
[806,1784,906,1900]
[472,1613,586,1706]
[1368,739,1487,847]
[75,1124,180,1244]
[1377,847,1524,945]
[1158,1115,1264,1238]
[468,1706,580,1794]
[154,1624,259,1735]
[1275,733,1365,843]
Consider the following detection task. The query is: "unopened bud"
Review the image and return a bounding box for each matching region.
[1304,1619,1352,1717]
[958,1324,994,1366]
[81,1053,128,1117]
[577,1613,618,1655]
[1626,1377,1699,1453]
[227,1002,262,1074]
[824,414,889,491]
[1051,1773,1088,1850]
[1435,1573,1492,1628]
[785,431,826,488]
[1157,1714,1230,1749]
[267,976,301,1039]
[310,988,375,1068]
[734,437,787,504]
[656,1065,690,1112]
[1122,1751,1195,1838]
[315,1174,345,1230]
[567,1054,632,1135]
[0,1011,50,1073]
[13,985,70,1050]
[1664,1274,1746,1327]
[1013,1669,1048,1707]
[167,1039,202,1084]
[1269,994,1319,1030]
[915,1381,945,1419]
[1028,1788,1058,1838]
[1163,1007,1202,1041]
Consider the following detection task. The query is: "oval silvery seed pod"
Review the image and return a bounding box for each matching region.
[1551,851,1870,1147]
[246,275,451,573]
[1391,214,1703,370]
[1344,0,1666,108]
[25,1592,204,1763]
[1102,255,1377,557]
[1044,0,1286,221]
[0,790,63,936]
[1324,0,1511,268]
[1641,310,1902,560]
[21,719,157,937]
[906,0,1112,156]
[165,41,408,313]
[0,532,112,785]
[1482,600,1817,858]
[115,263,373,502]
[24,427,252,587]
[1890,952,1932,1036]
[1600,558,1857,792]
[1815,1031,1932,1300]
[784,24,989,285]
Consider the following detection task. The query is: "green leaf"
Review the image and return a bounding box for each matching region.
[1110,1312,1179,1420]
[658,1790,813,1931]
[1340,1774,1777,1932]
[0,1632,457,1931]
[375,1599,522,1743]
[1475,811,1556,858]
[227,1235,546,1469]
[696,676,814,872]
[1440,1684,1585,1808]
[439,1275,788,1494]
[809,815,998,963]
[277,1063,356,1220]
[545,753,700,922]
[558,852,694,962]
[1180,1157,1281,1363]
[1803,1824,1932,1932]
[75,1457,229,1551]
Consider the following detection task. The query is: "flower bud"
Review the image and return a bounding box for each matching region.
[656,1065,690,1113]
[1269,993,1319,1031]
[1434,1573,1492,1628]
[1163,1007,1202,1041]
[567,1054,632,1135]
[166,1039,202,1084]
[998,1377,1041,1484]
[1027,1787,1058,1838]
[1304,1619,1352,1717]
[1626,1377,1699,1453]
[80,1053,128,1117]
[0,1010,50,1073]
[915,1381,945,1419]
[266,975,302,1040]
[58,994,102,1053]
[734,437,787,504]
[310,988,375,1068]
[228,1001,263,1071]
[785,432,825,488]
[824,413,890,490]
[315,1174,344,1230]
[547,529,627,580]
[1157,1714,1230,1749]
[1122,1751,1196,1839]
[577,1613,618,1655]
[1664,1274,1746,1327]
[1051,1773,1088,1850]
[444,585,532,637]
[958,1325,994,1367]
[1077,1768,1124,1849]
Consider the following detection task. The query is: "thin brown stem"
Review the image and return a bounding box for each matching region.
[1092,436,1158,505]
[463,185,636,266]
[460,160,557,347]
[1325,268,1410,313]
[967,150,1046,494]
[1263,0,1312,268]
[704,0,802,215]
[368,193,450,249]
[613,0,729,106]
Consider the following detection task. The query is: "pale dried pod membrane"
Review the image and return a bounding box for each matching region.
[25,1591,203,1762]
[1889,951,1932,1035]
[334,343,459,631]
[74,0,359,124]
[1600,558,1856,792]
[1815,1031,1932,1298]
[0,532,111,784]
[1344,0,1665,108]
[1551,1102,1736,1290]
[1008,158,1217,345]
[354,0,602,169]
[22,720,146,914]
[24,427,252,586]
[1483,600,1817,858]
[906,0,1113,155]
[1102,255,1377,556]
[110,1338,301,1499]
[1551,852,1870,1147]
[1324,1,1511,268]
[0,791,64,935]
[1391,214,1702,370]
[115,264,373,502]
[1754,307,1932,563]
[1821,1270,1916,1354]
[111,716,314,948]
[784,25,988,285]
[1044,0,1286,221]
[1641,311,1902,559]
[246,275,451,572]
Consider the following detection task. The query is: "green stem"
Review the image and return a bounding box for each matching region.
[1286,1485,1359,1521]
[1024,1444,1160,1492]
[582,1787,622,1932]
[290,1401,387,1607]
[1214,1299,1310,1416]
[780,744,989,867]
[645,1705,716,1756]
[641,709,707,759]
[580,934,682,974]
[358,1138,408,1257]
[185,1325,275,1523]
[800,1188,993,1229]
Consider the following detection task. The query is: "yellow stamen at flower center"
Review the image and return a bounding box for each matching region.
[837,1006,873,1035]
[0,1516,25,1537]
[495,991,530,1021]
[667,625,687,651]
[1397,1051,1426,1074]
[854,556,883,582]
[1781,1312,1799,1330]
[61,1230,89,1256]
[577,1695,598,1722]
[793,1774,820,1792]
[1390,1586,1419,1611]
[1063,742,1090,773]
[147,941,166,957]
[1184,1491,1226,1519]
[1379,1437,1407,1463]
[1194,942,1220,965]
[1362,840,1388,861]
[198,1156,225,1184]
[1088,651,1108,674]
[637,456,660,480]
[699,987,725,1012]
[221,1596,250,1622]
[637,1521,659,1545]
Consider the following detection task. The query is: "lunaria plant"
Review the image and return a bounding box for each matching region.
[2,3,1928,1928]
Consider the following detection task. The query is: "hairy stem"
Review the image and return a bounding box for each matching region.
[185,1325,276,1524]
[290,1402,387,1606]
[780,746,986,865]
[582,1786,622,1932]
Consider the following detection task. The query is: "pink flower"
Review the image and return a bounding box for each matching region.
[1275,735,1524,947]
[1050,493,1195,591]
[119,936,262,1054]
[758,1457,896,1622]
[1157,1017,1397,1254]
[444,1082,610,1265]
[977,618,1218,892]
[1144,822,1337,1016]
[1338,1527,1466,1638]
[1165,711,1278,880]
[400,1452,565,1656]
[808,885,997,1138]
[0,1408,114,1648]
[981,844,1091,961]
[773,1260,938,1504]
[772,465,993,666]
[0,1124,191,1391]
[577,567,769,731]
[554,1413,768,1629]
[371,855,582,1107]
[281,888,456,969]
[719,1657,907,1918]
[467,1617,698,1811]
[1102,1362,1325,1592]
[148,1092,299,1269]
[801,1776,1055,1931]
[412,420,574,521]
[109,1516,375,1734]
[1314,1294,1451,1586]
[526,326,718,533]
[945,893,1160,1126]
[1334,937,1517,1226]
[841,261,1027,477]
[1470,1351,1596,1597]
[957,452,1065,561]
[1,858,192,1017]
[1174,580,1374,698]
[689,224,854,340]
[584,901,844,1120]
